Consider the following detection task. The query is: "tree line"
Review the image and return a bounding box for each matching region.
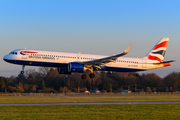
[0,67,180,93]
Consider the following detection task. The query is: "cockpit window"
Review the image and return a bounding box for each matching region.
[9,52,17,55]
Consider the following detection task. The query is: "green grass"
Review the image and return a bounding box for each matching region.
[0,94,180,103]
[0,95,179,120]
[0,104,179,120]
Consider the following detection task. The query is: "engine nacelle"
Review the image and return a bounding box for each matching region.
[57,67,71,74]
[68,62,85,73]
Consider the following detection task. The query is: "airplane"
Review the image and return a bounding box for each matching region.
[3,37,174,79]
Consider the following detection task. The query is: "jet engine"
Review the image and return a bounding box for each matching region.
[68,62,86,73]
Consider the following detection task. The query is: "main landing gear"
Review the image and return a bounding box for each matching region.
[89,73,95,78]
[20,65,25,74]
[81,74,87,79]
[81,73,95,79]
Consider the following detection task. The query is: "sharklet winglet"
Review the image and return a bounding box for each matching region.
[124,44,132,54]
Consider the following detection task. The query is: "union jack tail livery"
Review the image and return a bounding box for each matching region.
[145,37,169,62]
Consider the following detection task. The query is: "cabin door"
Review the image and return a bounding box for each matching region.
[22,54,27,59]
[142,59,147,68]
[76,55,80,61]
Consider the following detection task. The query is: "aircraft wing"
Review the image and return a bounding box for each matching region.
[82,44,132,69]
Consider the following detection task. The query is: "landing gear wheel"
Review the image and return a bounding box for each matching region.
[20,70,24,74]
[89,73,95,78]
[81,74,87,79]
[20,65,25,74]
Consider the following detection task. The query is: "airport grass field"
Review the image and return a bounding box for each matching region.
[0,104,180,119]
[0,94,180,103]
[0,94,180,119]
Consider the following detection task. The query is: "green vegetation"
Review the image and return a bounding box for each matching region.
[0,94,180,103]
[1,68,180,93]
[0,104,179,120]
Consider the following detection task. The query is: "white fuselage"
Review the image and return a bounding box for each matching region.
[3,49,167,72]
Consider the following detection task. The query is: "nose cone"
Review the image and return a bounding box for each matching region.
[3,55,9,62]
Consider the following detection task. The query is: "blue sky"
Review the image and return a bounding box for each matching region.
[0,0,180,78]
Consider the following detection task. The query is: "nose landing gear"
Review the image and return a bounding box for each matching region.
[20,65,25,74]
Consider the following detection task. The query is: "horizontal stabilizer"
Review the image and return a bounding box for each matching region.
[153,60,175,65]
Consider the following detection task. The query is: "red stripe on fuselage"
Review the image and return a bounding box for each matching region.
[20,51,38,54]
[153,41,168,50]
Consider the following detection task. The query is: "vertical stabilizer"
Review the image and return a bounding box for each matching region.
[145,37,169,62]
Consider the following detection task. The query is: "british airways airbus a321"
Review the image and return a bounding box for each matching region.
[3,38,174,79]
